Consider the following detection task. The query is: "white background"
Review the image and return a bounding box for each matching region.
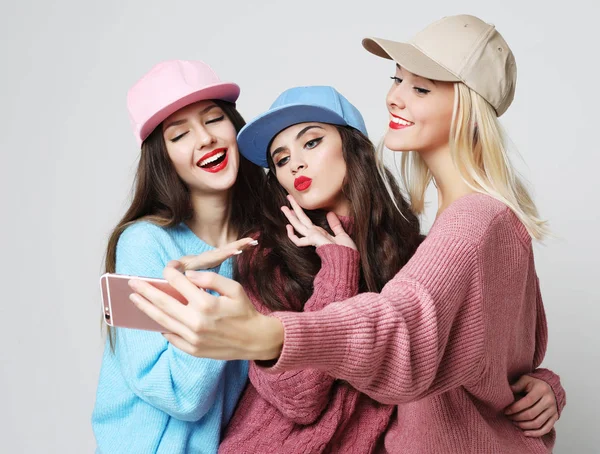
[1,0,597,452]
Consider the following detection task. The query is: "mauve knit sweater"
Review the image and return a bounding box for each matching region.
[261,194,564,453]
[220,242,394,453]
[221,194,565,453]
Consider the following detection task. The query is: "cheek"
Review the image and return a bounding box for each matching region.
[166,149,189,176]
[275,171,293,194]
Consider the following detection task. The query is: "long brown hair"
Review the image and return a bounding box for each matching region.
[237,125,422,312]
[104,100,266,345]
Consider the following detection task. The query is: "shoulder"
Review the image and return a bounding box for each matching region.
[118,220,174,249]
[430,193,527,247]
[117,221,179,253]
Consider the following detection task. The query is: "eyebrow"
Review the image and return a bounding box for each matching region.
[395,64,436,85]
[163,104,219,131]
[270,125,325,159]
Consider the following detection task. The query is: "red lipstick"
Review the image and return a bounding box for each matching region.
[389,112,414,130]
[196,147,228,173]
[294,176,312,191]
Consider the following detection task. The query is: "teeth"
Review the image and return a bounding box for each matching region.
[198,151,225,167]
[391,116,413,126]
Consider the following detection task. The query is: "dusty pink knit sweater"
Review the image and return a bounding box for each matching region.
[262,194,565,454]
[220,243,395,453]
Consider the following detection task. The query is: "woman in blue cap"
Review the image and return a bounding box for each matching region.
[218,85,422,452]
[130,84,563,452]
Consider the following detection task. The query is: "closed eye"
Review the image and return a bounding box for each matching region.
[206,115,225,125]
[171,131,188,142]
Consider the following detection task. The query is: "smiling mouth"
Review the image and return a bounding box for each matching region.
[197,148,228,172]
[389,113,414,130]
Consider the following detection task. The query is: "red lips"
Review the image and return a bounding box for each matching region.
[389,112,414,131]
[196,148,228,173]
[294,176,312,191]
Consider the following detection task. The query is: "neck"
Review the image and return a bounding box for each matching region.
[331,196,351,218]
[186,189,237,248]
[420,146,475,216]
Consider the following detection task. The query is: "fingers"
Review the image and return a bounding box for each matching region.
[166,260,185,272]
[512,407,555,431]
[524,414,558,437]
[505,389,543,416]
[128,277,190,324]
[508,396,554,422]
[327,212,346,236]
[286,195,313,225]
[179,237,258,271]
[510,375,534,394]
[184,270,244,305]
[163,333,201,357]
[161,266,218,312]
[128,291,197,341]
[506,376,543,415]
[286,224,313,247]
[281,206,308,237]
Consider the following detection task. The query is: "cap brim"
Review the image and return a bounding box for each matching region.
[237,104,348,168]
[362,37,460,82]
[139,82,240,144]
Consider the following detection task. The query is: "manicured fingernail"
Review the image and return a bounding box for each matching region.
[249,240,258,246]
[233,250,243,255]
[128,279,140,291]
[185,270,200,278]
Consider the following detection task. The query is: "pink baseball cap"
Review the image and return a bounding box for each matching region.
[127,60,240,146]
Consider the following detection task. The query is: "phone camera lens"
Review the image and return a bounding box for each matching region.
[104,313,111,320]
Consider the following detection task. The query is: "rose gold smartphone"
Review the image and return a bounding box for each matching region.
[100,273,187,332]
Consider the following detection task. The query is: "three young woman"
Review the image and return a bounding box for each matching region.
[130,15,565,453]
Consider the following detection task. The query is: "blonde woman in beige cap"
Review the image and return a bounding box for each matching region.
[129,15,564,453]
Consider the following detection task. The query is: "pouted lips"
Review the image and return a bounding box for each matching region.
[197,148,228,173]
[294,176,312,191]
[389,113,414,130]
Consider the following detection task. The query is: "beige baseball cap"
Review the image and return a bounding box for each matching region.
[363,14,516,116]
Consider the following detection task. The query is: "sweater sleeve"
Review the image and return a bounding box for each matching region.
[528,277,566,417]
[113,223,230,422]
[248,244,360,425]
[265,234,486,405]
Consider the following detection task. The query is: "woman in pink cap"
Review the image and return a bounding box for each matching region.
[91,60,265,454]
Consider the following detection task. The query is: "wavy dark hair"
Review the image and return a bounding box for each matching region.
[104,100,266,346]
[237,125,422,312]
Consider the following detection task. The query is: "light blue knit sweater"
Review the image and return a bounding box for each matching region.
[92,221,248,453]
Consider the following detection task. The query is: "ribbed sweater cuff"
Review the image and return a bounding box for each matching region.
[266,303,357,374]
[314,244,360,300]
[528,368,566,418]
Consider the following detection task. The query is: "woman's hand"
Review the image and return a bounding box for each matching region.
[168,237,258,272]
[281,195,357,250]
[128,266,284,361]
[504,375,559,437]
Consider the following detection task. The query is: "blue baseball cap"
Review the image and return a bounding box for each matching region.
[237,85,368,167]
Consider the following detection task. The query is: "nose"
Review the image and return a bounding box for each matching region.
[195,125,216,149]
[289,152,307,174]
[386,83,406,112]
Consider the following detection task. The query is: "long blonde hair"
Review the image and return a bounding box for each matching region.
[400,82,548,240]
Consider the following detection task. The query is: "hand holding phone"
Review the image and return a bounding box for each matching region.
[100,273,187,332]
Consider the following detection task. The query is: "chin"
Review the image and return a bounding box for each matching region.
[384,137,413,153]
